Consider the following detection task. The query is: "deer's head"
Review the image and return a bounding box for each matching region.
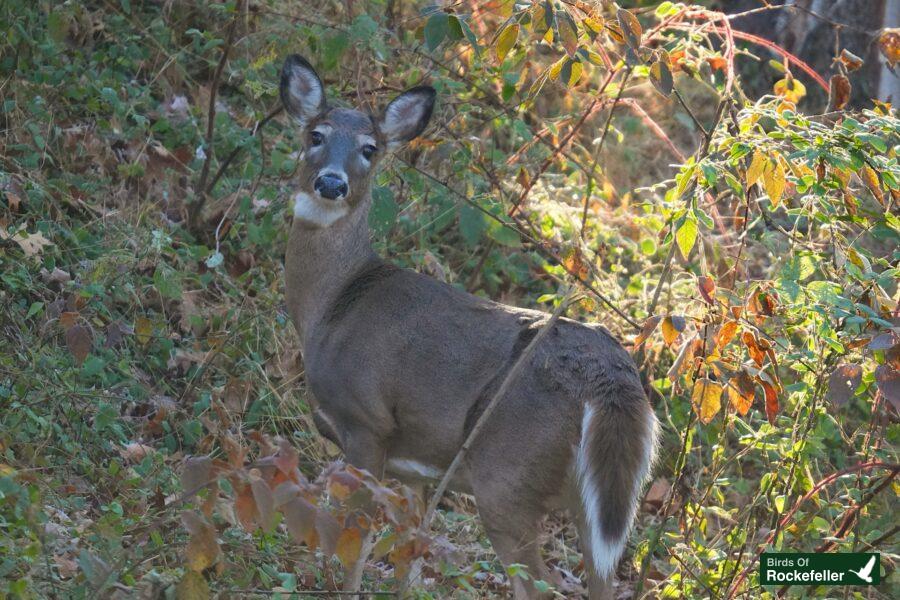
[280,55,435,229]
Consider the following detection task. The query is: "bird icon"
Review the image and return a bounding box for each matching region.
[848,555,876,583]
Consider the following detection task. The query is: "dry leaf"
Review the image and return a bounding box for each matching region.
[634,315,661,349]
[828,74,851,111]
[283,496,318,548]
[182,511,219,572]
[119,442,154,463]
[726,371,755,416]
[335,526,364,567]
[762,381,779,425]
[874,364,899,411]
[65,325,92,366]
[0,227,53,256]
[698,276,716,304]
[879,29,900,68]
[715,321,740,350]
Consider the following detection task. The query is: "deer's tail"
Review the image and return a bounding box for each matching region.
[576,391,658,577]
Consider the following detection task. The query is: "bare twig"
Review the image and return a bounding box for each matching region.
[189,0,243,230]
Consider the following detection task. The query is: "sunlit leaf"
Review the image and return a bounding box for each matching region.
[675,218,698,260]
[335,526,364,567]
[495,23,519,63]
[692,378,722,424]
[616,8,642,48]
[661,315,685,346]
[634,315,661,349]
[762,157,786,207]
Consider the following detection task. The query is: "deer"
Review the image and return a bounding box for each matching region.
[280,54,658,599]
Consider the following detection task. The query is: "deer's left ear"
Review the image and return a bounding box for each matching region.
[379,86,436,149]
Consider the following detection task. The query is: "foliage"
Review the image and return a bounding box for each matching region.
[0,0,897,598]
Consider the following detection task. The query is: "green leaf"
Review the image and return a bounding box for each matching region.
[495,23,519,63]
[369,186,398,236]
[153,265,182,299]
[675,218,698,260]
[424,13,449,51]
[649,58,673,96]
[459,203,486,245]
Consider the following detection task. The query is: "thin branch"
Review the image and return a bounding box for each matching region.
[189,0,243,230]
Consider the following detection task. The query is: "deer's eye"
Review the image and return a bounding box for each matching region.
[309,131,324,146]
[361,144,377,161]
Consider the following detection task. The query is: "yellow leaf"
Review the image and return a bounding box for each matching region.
[715,321,740,350]
[774,76,806,103]
[746,150,767,187]
[182,511,219,572]
[135,316,153,345]
[176,570,210,600]
[861,166,885,206]
[661,316,685,346]
[335,527,364,567]
[762,157,786,207]
[692,378,723,424]
[495,23,519,63]
[634,315,661,349]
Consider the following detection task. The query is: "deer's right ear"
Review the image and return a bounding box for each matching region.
[280,55,325,127]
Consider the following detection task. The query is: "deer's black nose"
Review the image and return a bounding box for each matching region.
[314,173,348,200]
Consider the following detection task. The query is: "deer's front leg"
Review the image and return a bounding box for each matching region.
[340,425,386,596]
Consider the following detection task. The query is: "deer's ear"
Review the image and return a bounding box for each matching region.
[280,55,325,127]
[379,86,435,149]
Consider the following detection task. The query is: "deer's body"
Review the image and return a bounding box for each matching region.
[280,55,658,599]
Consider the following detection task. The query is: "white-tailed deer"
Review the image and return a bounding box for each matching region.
[281,54,658,599]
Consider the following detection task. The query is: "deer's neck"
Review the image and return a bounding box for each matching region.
[285,197,377,344]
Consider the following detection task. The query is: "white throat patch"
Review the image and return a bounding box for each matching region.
[293,191,349,228]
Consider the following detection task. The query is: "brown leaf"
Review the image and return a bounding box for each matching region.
[826,363,862,408]
[316,509,341,557]
[335,526,364,567]
[283,496,318,548]
[742,331,766,367]
[616,7,642,48]
[328,470,362,501]
[634,315,661,349]
[762,381,779,425]
[661,315,685,346]
[861,165,885,206]
[874,365,900,411]
[59,311,79,330]
[692,378,723,424]
[878,28,900,68]
[828,74,851,111]
[234,483,258,531]
[726,371,755,416]
[250,474,275,531]
[273,439,301,483]
[698,276,716,305]
[838,49,864,71]
[65,324,92,365]
[182,511,219,572]
[181,456,213,498]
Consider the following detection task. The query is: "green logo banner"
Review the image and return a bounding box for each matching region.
[760,553,880,586]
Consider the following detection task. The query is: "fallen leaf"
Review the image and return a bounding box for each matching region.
[175,569,209,600]
[0,227,53,256]
[65,325,92,366]
[119,442,155,463]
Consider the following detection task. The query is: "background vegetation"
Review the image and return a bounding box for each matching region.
[1,1,898,598]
